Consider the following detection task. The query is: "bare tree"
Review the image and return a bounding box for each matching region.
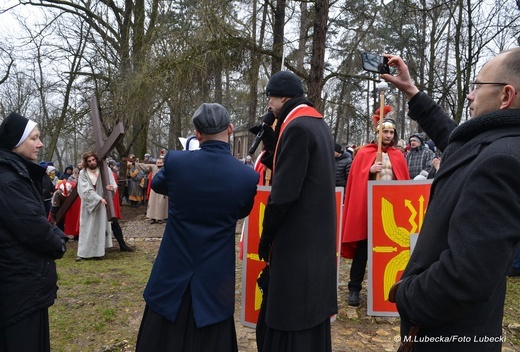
[1,0,519,161]
[307,0,329,110]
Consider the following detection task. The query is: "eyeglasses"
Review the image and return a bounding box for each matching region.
[469,82,518,95]
[469,82,508,91]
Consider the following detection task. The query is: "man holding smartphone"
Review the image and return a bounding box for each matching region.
[383,50,520,351]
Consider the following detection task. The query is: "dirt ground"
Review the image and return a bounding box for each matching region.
[118,204,520,352]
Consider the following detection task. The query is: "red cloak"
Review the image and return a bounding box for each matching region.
[63,192,81,236]
[112,171,121,219]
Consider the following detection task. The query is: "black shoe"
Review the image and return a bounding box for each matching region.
[149,219,157,224]
[120,244,134,252]
[348,291,360,306]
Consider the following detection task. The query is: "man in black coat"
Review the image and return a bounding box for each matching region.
[382,49,520,351]
[334,143,352,191]
[257,71,338,352]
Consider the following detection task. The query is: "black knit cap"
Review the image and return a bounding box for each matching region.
[334,143,343,153]
[265,71,304,98]
[192,103,231,134]
[0,112,32,150]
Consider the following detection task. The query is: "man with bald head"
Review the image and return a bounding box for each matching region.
[136,103,258,352]
[383,48,520,351]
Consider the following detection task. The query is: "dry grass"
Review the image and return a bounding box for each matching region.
[47,208,520,351]
[504,277,520,346]
[50,241,154,352]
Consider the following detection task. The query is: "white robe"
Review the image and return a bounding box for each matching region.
[77,165,116,258]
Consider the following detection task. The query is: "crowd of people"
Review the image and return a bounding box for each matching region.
[2,47,520,352]
[12,148,174,265]
[39,152,168,226]
[335,127,441,189]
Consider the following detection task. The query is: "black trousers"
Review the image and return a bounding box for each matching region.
[260,318,332,352]
[348,239,367,293]
[136,286,238,352]
[0,308,50,352]
[111,218,127,248]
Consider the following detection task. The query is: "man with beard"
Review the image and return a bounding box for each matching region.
[256,71,337,352]
[76,151,117,261]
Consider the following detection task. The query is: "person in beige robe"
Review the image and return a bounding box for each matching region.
[133,155,168,224]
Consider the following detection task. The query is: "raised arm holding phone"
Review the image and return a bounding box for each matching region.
[381,50,520,352]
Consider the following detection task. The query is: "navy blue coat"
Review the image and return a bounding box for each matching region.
[396,92,520,351]
[144,140,258,327]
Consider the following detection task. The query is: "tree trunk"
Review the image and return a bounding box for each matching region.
[308,0,329,111]
[271,0,286,73]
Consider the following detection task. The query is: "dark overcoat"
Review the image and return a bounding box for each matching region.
[262,98,338,331]
[0,149,66,328]
[334,151,351,188]
[144,140,258,327]
[395,92,520,351]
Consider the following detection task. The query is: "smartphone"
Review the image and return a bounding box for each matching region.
[361,51,390,74]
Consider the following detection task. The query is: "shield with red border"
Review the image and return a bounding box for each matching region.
[367,180,433,316]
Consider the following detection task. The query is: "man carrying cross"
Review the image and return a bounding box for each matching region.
[52,97,128,259]
[75,151,117,261]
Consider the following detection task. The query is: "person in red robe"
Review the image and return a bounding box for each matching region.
[340,106,409,307]
[48,179,82,240]
[62,169,81,238]
[63,193,81,238]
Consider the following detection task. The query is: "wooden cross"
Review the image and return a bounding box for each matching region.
[55,96,125,223]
